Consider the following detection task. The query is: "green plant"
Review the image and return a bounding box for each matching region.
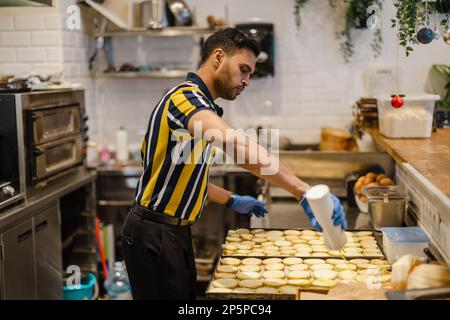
[335,0,384,62]
[391,0,449,57]
[293,0,310,30]
[435,65,450,109]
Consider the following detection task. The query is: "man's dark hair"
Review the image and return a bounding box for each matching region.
[200,28,261,66]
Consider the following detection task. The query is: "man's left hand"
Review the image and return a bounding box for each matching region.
[229,194,268,218]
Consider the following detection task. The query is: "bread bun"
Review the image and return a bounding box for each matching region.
[376,174,387,183]
[366,173,377,181]
[354,177,365,194]
[379,178,395,186]
[363,176,372,185]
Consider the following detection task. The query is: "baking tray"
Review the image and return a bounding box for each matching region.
[221,228,387,261]
[206,255,391,300]
[205,256,332,300]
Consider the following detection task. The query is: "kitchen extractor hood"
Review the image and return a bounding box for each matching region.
[0,0,52,6]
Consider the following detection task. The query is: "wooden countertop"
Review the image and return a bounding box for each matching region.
[368,128,450,198]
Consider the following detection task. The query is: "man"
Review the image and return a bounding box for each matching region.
[121,28,347,300]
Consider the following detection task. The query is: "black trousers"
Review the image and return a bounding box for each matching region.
[121,208,197,300]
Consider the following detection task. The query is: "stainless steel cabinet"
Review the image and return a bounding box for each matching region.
[0,202,62,300]
[0,220,36,300]
[34,205,63,300]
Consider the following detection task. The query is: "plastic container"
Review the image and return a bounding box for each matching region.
[105,261,132,300]
[305,185,347,250]
[376,94,440,138]
[63,273,98,300]
[381,227,430,264]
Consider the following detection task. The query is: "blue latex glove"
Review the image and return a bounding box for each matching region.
[230,195,268,218]
[301,194,348,232]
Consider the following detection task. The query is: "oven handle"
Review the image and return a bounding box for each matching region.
[34,147,44,156]
[31,112,41,121]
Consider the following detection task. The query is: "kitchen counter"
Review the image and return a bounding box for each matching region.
[368,128,450,199]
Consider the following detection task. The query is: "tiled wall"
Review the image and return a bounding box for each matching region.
[0,1,96,137]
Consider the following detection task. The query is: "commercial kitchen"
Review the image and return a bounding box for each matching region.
[0,0,449,301]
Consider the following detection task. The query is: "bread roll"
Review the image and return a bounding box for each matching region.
[215,272,237,279]
[217,265,238,273]
[212,278,238,289]
[242,258,262,266]
[262,270,285,279]
[264,278,287,287]
[238,279,263,289]
[283,257,303,266]
[263,258,282,265]
[236,272,261,280]
[379,177,394,186]
[376,174,387,183]
[240,265,261,273]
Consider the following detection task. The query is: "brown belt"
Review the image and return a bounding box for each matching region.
[131,203,193,226]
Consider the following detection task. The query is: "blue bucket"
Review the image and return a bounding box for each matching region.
[63,273,97,300]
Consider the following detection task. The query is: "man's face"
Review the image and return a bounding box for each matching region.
[213,49,256,101]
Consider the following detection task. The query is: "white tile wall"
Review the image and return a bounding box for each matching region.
[0,2,96,138]
[0,32,30,46]
[0,16,14,31]
[14,15,45,31]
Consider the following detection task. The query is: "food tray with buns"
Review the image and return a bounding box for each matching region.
[206,255,392,300]
[221,228,386,260]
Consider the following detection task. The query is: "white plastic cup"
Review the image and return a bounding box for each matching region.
[305,185,347,250]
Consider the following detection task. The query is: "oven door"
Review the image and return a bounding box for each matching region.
[32,135,83,182]
[28,104,81,145]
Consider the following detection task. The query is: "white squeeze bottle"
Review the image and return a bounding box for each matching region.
[305,185,347,250]
[116,126,129,163]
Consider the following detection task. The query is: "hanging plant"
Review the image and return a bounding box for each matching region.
[294,0,310,30]
[334,0,384,62]
[391,0,449,57]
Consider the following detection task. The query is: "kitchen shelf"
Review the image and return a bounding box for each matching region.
[95,26,220,38]
[97,70,191,79]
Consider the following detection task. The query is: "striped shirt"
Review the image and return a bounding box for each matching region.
[135,73,224,222]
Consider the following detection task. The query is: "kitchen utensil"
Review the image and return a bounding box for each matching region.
[362,186,408,231]
[141,0,166,29]
[166,0,192,26]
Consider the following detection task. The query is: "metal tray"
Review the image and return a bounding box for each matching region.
[205,256,332,300]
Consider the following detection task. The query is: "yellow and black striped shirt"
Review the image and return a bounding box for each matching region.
[135,73,223,222]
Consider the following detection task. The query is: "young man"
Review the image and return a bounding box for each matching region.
[121,28,347,300]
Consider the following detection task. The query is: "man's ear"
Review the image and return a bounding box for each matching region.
[213,49,224,68]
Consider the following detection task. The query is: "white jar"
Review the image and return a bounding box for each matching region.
[305,185,347,250]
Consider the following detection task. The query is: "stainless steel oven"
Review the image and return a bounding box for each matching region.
[0,94,26,211]
[1,89,89,198]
